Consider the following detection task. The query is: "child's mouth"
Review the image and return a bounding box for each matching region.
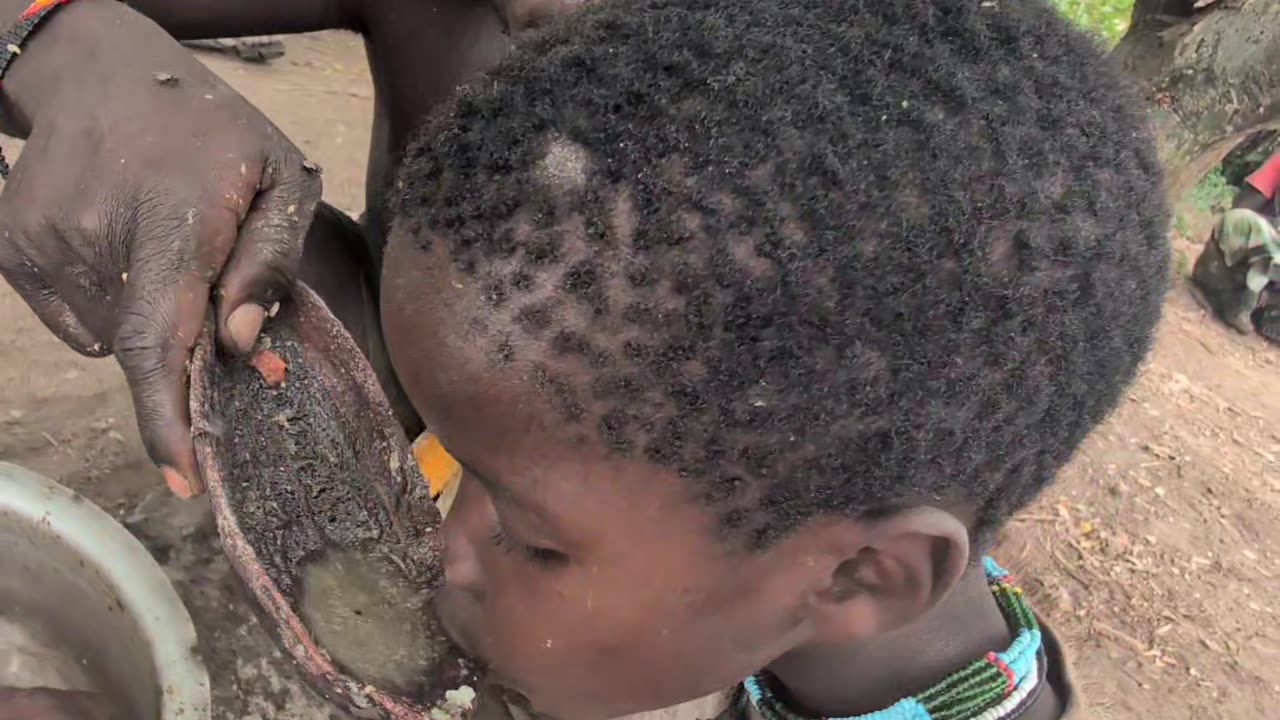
[433,586,487,663]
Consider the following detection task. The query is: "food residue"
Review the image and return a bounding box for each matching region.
[249,349,288,387]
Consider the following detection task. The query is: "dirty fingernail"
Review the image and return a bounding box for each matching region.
[227,304,266,354]
[161,465,202,498]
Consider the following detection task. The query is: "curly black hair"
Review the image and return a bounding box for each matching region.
[394,0,1169,548]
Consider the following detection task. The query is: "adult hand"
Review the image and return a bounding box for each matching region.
[493,0,589,31]
[0,0,320,496]
[0,688,114,720]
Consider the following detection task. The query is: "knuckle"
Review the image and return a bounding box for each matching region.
[278,150,323,197]
[113,303,171,362]
[247,212,309,260]
[296,167,323,200]
[225,250,294,302]
[254,237,300,270]
[67,205,108,243]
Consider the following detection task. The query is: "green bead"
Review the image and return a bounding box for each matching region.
[748,560,1041,720]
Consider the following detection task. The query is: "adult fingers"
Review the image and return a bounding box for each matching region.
[113,207,239,498]
[215,151,321,354]
[113,265,209,497]
[497,0,587,31]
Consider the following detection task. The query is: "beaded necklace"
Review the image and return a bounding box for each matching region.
[743,557,1045,720]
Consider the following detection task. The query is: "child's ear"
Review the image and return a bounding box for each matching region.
[805,508,970,642]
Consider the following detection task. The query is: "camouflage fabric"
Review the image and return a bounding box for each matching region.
[1191,208,1280,336]
[1215,209,1280,292]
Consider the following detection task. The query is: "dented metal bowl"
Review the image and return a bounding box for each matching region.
[0,462,211,720]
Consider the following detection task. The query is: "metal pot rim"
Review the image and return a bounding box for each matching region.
[0,462,211,720]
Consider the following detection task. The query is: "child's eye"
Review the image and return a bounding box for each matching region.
[489,524,569,569]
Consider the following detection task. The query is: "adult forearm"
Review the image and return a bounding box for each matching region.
[1233,185,1272,213]
[0,0,138,136]
[0,0,359,138]
[123,0,359,40]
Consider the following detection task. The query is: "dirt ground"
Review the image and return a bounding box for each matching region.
[1,32,1277,720]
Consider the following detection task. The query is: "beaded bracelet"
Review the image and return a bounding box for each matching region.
[0,0,87,178]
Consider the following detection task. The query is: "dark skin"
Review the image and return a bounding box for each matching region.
[3,2,1067,717]
[0,0,570,496]
[1233,184,1274,214]
[378,225,1063,720]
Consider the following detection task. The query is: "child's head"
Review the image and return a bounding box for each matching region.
[381,0,1167,716]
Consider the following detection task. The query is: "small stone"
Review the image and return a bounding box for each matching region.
[444,686,476,710]
[153,72,179,86]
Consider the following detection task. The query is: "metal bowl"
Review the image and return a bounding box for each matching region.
[0,462,210,720]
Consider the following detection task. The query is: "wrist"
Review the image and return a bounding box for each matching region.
[0,0,132,136]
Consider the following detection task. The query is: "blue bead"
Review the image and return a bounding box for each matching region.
[743,556,1040,720]
[828,696,932,720]
[983,556,1010,579]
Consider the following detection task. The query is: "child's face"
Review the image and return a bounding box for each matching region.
[380,233,824,720]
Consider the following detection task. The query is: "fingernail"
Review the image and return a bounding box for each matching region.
[161,465,203,499]
[227,304,266,354]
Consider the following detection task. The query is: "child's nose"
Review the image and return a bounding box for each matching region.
[441,475,492,595]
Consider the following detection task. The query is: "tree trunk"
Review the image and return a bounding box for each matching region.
[1112,0,1280,200]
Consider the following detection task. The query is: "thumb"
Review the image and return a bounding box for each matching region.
[215,152,320,354]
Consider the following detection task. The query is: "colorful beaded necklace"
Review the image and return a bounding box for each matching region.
[743,557,1045,720]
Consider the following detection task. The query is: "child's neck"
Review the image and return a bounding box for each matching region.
[764,563,1061,720]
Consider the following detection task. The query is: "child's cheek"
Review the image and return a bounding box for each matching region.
[479,580,595,713]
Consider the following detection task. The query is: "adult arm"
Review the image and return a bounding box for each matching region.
[124,0,360,40]
[1232,184,1271,213]
[1236,152,1280,213]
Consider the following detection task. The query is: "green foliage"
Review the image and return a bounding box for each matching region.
[1049,0,1134,44]
[1220,131,1280,188]
[1174,214,1190,237]
[1174,248,1191,278]
[1172,169,1236,243]
[1187,168,1236,215]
